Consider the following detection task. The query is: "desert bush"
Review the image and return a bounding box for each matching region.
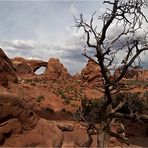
[75,98,103,123]
[143,91,148,109]
[30,82,36,86]
[25,79,32,83]
[75,92,144,123]
[143,91,148,99]
[112,92,144,114]
[145,127,148,136]
[45,107,54,113]
[127,79,148,87]
[58,91,71,104]
[36,95,45,102]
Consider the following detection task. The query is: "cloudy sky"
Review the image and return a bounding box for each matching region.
[0,0,148,74]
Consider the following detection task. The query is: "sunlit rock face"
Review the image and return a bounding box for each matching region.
[0,93,63,147]
[80,59,103,86]
[43,58,71,80]
[0,48,18,87]
[12,60,32,75]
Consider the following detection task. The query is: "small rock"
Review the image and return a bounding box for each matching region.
[56,122,74,131]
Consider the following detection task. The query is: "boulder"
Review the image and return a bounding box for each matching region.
[43,58,71,80]
[56,122,74,131]
[0,93,63,147]
[0,48,18,87]
[3,119,64,147]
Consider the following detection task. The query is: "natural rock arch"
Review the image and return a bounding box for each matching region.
[32,62,47,73]
[34,66,47,75]
[12,57,48,75]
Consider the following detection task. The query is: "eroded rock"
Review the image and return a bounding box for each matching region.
[12,57,48,75]
[43,58,71,80]
[0,48,18,87]
[80,59,102,86]
[56,122,74,131]
[0,93,63,147]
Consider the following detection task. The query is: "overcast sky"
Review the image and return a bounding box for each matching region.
[0,0,148,74]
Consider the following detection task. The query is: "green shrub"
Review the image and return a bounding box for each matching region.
[75,92,144,123]
[112,92,144,114]
[45,107,54,113]
[143,91,148,99]
[75,98,103,123]
[143,91,148,108]
[36,95,45,102]
[127,79,148,87]
[30,82,36,86]
[63,97,71,104]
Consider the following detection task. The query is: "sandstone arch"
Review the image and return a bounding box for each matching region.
[31,62,47,73]
[12,57,48,75]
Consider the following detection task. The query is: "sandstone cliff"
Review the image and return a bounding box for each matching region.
[0,48,18,87]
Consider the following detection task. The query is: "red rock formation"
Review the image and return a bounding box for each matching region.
[0,48,16,71]
[114,68,121,78]
[12,59,32,75]
[26,59,47,73]
[12,57,48,75]
[43,58,71,80]
[0,93,63,147]
[114,66,148,80]
[142,69,148,80]
[0,48,18,87]
[80,59,102,85]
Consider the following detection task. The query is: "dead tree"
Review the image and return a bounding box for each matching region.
[74,0,148,147]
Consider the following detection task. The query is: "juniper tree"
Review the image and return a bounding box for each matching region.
[74,0,148,147]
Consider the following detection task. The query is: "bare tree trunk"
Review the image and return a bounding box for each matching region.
[97,122,110,148]
[97,103,112,148]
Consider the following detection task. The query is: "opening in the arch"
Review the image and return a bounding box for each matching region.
[35,66,46,75]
